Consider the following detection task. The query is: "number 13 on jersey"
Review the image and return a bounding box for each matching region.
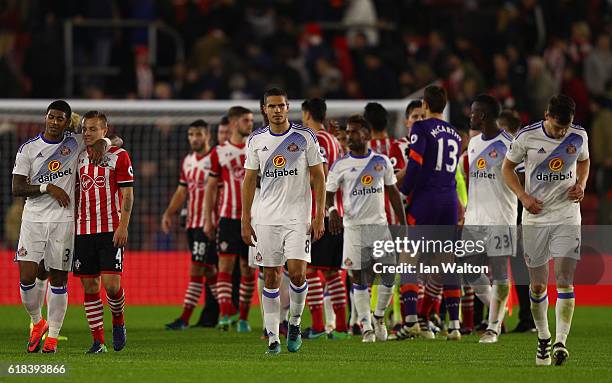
[435,136,459,173]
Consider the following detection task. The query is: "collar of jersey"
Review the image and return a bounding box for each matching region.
[481,129,503,141]
[349,149,372,159]
[39,133,63,144]
[269,125,292,136]
[541,121,563,140]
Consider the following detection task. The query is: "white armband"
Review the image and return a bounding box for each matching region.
[40,184,48,194]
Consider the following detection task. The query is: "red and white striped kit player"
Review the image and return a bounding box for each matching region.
[369,137,406,224]
[77,146,134,235]
[179,151,214,228]
[208,142,245,219]
[315,129,344,216]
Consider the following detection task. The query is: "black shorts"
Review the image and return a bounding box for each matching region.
[310,218,343,269]
[187,228,218,266]
[217,218,248,258]
[73,232,124,277]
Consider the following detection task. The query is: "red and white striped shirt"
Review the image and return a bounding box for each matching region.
[369,137,406,224]
[396,136,410,164]
[179,151,214,229]
[208,141,246,220]
[315,129,344,217]
[77,146,134,235]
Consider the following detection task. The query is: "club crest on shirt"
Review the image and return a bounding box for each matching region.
[48,160,61,172]
[361,174,373,186]
[232,166,245,179]
[548,157,564,172]
[220,241,229,252]
[273,155,286,168]
[488,149,498,159]
[60,145,71,156]
[476,158,487,170]
[566,144,577,154]
[287,143,299,152]
[17,247,27,258]
[374,163,383,172]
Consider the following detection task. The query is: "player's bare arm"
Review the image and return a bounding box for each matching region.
[241,168,258,246]
[309,162,326,241]
[568,158,590,202]
[502,158,542,214]
[161,185,187,234]
[114,187,134,247]
[326,191,342,235]
[385,184,407,226]
[203,174,220,240]
[12,174,70,208]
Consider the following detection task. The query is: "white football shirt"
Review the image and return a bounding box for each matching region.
[464,130,518,225]
[13,132,85,223]
[506,121,589,225]
[326,150,396,227]
[244,123,324,225]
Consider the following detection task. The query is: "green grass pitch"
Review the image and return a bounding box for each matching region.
[0,305,610,382]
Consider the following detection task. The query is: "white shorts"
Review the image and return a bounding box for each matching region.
[248,244,258,268]
[16,221,75,272]
[342,225,394,270]
[459,225,517,257]
[522,225,581,268]
[255,224,310,267]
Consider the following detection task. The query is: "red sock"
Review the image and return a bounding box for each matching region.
[326,272,347,332]
[461,286,474,330]
[84,292,105,344]
[107,287,125,326]
[206,274,218,302]
[239,276,255,321]
[180,276,204,323]
[216,272,233,317]
[306,271,325,332]
[417,283,424,312]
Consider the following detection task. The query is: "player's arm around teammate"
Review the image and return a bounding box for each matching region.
[74,111,133,353]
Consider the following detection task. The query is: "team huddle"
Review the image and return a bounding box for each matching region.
[13,86,588,366]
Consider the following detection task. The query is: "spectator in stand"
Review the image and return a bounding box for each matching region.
[584,33,612,98]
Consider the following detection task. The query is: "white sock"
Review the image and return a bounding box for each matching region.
[472,284,492,307]
[353,284,372,331]
[487,280,510,334]
[279,270,291,322]
[47,285,68,338]
[20,282,42,324]
[288,281,308,326]
[555,286,575,345]
[262,287,280,345]
[530,288,551,339]
[35,278,47,313]
[323,291,336,329]
[374,284,393,317]
[349,288,358,326]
